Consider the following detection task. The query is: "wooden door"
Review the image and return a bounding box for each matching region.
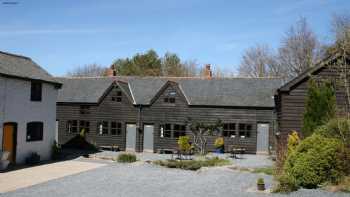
[143,125,154,153]
[3,123,16,163]
[257,123,269,154]
[126,124,137,151]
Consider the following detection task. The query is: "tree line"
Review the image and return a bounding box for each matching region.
[67,13,350,82]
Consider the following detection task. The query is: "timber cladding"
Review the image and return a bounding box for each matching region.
[56,77,281,153]
[276,64,348,144]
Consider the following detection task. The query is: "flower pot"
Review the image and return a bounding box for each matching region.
[257,183,265,191]
[215,147,224,154]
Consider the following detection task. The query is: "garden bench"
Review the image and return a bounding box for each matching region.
[99,145,119,152]
[229,146,246,159]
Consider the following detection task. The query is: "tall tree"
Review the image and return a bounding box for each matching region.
[162,52,183,76]
[111,49,199,77]
[328,14,350,117]
[278,17,322,78]
[238,44,285,78]
[302,78,336,137]
[66,64,108,77]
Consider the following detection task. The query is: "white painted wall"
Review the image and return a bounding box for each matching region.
[0,76,58,164]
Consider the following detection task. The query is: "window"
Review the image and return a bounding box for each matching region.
[239,123,252,138]
[164,90,176,103]
[30,81,42,101]
[111,90,122,102]
[111,122,122,135]
[223,123,236,137]
[80,106,90,114]
[163,124,172,138]
[67,120,78,133]
[97,121,109,135]
[27,122,43,141]
[79,120,90,133]
[173,124,186,138]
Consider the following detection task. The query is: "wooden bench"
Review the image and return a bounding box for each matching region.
[229,145,246,159]
[99,145,119,152]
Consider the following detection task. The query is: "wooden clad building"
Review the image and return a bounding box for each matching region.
[275,58,349,144]
[56,76,282,154]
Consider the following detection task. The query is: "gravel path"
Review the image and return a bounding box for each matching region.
[1,161,348,197]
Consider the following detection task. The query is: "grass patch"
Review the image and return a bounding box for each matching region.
[251,167,275,175]
[153,157,230,171]
[115,153,137,163]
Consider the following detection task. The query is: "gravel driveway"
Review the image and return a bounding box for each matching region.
[0,160,348,197]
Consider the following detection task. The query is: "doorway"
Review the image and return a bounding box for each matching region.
[2,123,17,163]
[143,125,154,152]
[126,124,137,151]
[257,123,269,154]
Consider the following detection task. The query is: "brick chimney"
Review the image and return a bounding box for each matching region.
[106,68,117,77]
[204,64,212,79]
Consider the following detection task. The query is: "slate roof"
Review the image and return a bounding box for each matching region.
[0,51,61,86]
[56,76,283,107]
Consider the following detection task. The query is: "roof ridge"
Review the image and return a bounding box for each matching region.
[0,50,32,60]
[54,76,282,80]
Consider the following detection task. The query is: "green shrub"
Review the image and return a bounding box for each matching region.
[283,134,348,188]
[178,136,192,152]
[315,118,350,146]
[116,153,137,163]
[257,178,265,185]
[153,157,230,171]
[302,79,336,137]
[273,174,299,193]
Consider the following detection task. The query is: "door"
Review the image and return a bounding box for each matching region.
[126,124,137,151]
[2,123,17,163]
[143,125,154,152]
[257,123,269,154]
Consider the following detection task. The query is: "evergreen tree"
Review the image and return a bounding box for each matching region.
[302,78,336,137]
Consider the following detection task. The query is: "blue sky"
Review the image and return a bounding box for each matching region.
[0,0,349,76]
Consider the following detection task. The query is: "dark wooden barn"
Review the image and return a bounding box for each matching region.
[56,76,282,154]
[275,57,349,145]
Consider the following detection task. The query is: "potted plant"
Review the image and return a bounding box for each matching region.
[25,152,40,165]
[257,178,265,191]
[214,137,224,153]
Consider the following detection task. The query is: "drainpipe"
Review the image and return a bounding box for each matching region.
[137,105,142,152]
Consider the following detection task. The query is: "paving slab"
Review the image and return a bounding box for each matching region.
[0,160,106,193]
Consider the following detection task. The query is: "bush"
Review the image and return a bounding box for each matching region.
[302,79,336,137]
[178,136,192,152]
[116,153,137,163]
[153,157,230,171]
[315,118,350,146]
[287,131,300,153]
[257,178,264,185]
[273,174,299,193]
[283,134,348,188]
[51,141,63,160]
[214,137,224,149]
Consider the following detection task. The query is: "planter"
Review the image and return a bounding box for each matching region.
[257,183,265,191]
[25,153,40,165]
[215,147,224,154]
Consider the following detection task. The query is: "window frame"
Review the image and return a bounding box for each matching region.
[26,121,44,142]
[223,123,236,138]
[238,123,252,138]
[30,81,42,101]
[111,122,122,135]
[97,121,109,135]
[79,120,90,133]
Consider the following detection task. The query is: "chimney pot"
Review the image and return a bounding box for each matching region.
[204,64,212,79]
[106,68,116,77]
